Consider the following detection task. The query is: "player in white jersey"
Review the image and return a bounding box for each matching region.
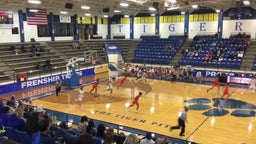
[244,76,256,93]
[75,87,84,109]
[133,71,146,83]
[104,78,115,95]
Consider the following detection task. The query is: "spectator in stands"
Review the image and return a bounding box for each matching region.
[15,101,25,120]
[31,44,37,57]
[237,51,243,59]
[6,112,25,130]
[0,100,5,113]
[24,111,40,136]
[103,131,115,144]
[0,106,12,126]
[86,119,97,136]
[155,136,168,144]
[23,104,34,119]
[9,45,15,51]
[31,118,55,144]
[165,44,172,55]
[123,134,139,144]
[77,115,89,133]
[77,133,96,144]
[19,44,27,53]
[96,124,106,139]
[114,132,126,144]
[140,132,155,144]
[73,41,80,49]
[204,53,212,62]
[6,95,16,108]
[45,58,52,70]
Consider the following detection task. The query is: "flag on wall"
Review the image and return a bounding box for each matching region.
[26,8,48,25]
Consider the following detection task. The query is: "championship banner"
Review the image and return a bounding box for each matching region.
[0,11,14,28]
[60,15,71,23]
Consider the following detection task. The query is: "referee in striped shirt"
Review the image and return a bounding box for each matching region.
[170,106,189,136]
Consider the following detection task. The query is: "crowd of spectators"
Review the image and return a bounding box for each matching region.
[126,64,194,83]
[9,44,45,57]
[181,33,250,65]
[0,95,169,144]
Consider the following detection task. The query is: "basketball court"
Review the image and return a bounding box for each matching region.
[16,73,256,144]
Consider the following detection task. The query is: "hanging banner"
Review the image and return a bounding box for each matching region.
[0,11,14,28]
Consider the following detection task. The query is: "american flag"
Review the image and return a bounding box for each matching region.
[26,8,48,25]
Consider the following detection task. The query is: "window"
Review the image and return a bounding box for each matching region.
[54,23,74,36]
[37,25,50,37]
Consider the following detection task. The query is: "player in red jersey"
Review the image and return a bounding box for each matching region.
[127,92,142,113]
[220,83,231,102]
[90,78,99,96]
[207,74,220,94]
[117,76,127,89]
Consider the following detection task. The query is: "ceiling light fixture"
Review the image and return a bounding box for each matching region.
[151,13,156,16]
[103,15,109,18]
[192,5,198,9]
[28,0,41,4]
[120,2,129,7]
[181,11,185,15]
[60,11,68,14]
[168,0,177,3]
[149,7,157,11]
[243,0,250,6]
[85,13,91,16]
[124,15,129,18]
[114,10,121,13]
[29,9,38,12]
[216,9,220,13]
[81,6,90,10]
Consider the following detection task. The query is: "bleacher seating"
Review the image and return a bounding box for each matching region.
[113,35,125,39]
[252,59,256,70]
[179,35,248,68]
[132,35,186,64]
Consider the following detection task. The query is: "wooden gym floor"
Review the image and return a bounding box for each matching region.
[4,72,256,144]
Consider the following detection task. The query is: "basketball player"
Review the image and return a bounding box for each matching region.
[219,83,230,101]
[133,71,146,83]
[244,76,256,93]
[117,76,127,89]
[206,74,220,94]
[90,78,100,96]
[127,92,142,113]
[55,79,62,96]
[170,106,189,136]
[75,87,84,109]
[104,78,115,95]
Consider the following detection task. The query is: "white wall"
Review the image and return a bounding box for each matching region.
[189,21,218,38]
[98,24,108,39]
[0,11,20,43]
[160,22,184,38]
[111,24,130,39]
[223,20,256,39]
[134,24,155,39]
[23,21,51,42]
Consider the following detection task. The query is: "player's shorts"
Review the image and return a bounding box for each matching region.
[92,84,97,89]
[109,84,113,89]
[132,100,138,105]
[213,82,219,87]
[120,80,125,84]
[223,91,229,95]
